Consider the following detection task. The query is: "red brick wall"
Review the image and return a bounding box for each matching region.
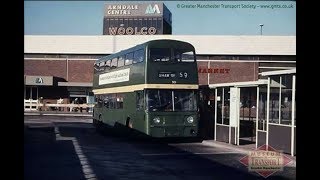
[24,60,67,79]
[197,61,258,85]
[68,61,94,82]
[197,61,209,85]
[24,60,94,82]
[25,60,258,85]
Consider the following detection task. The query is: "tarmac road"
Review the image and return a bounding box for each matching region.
[24,115,296,180]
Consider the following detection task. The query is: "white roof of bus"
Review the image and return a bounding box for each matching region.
[24,35,296,55]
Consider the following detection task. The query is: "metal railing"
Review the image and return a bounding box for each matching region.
[24,99,94,112]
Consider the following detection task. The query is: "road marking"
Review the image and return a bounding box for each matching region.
[141,152,239,156]
[54,126,97,180]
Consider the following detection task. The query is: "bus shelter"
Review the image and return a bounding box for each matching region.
[208,80,267,147]
[258,69,296,156]
[208,69,296,156]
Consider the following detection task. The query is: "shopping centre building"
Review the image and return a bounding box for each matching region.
[24,35,295,104]
[103,2,172,35]
[24,2,296,155]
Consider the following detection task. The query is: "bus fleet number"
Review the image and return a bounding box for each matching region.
[179,72,188,78]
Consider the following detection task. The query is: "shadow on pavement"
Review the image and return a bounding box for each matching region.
[24,122,295,180]
[24,126,86,180]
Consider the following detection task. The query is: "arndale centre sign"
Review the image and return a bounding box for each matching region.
[106,5,138,15]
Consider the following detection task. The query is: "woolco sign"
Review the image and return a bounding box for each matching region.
[109,27,157,35]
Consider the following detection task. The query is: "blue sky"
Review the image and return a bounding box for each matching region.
[24,1,296,35]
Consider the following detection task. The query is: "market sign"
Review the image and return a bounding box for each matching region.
[198,67,231,74]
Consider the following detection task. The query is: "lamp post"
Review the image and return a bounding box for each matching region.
[259,24,264,35]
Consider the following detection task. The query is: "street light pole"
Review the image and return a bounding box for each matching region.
[259,24,264,35]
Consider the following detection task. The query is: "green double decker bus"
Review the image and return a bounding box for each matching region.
[92,39,199,138]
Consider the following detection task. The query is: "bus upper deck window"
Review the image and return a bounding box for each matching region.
[174,50,195,62]
[125,52,133,65]
[106,60,111,68]
[94,63,100,72]
[150,48,171,62]
[111,58,118,68]
[118,56,125,67]
[133,49,144,64]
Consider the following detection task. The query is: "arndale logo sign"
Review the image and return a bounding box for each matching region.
[145,4,160,14]
[35,77,44,84]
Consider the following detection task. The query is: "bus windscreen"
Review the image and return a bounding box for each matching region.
[146,90,197,112]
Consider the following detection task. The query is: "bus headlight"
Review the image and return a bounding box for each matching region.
[186,116,194,123]
[153,117,161,124]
